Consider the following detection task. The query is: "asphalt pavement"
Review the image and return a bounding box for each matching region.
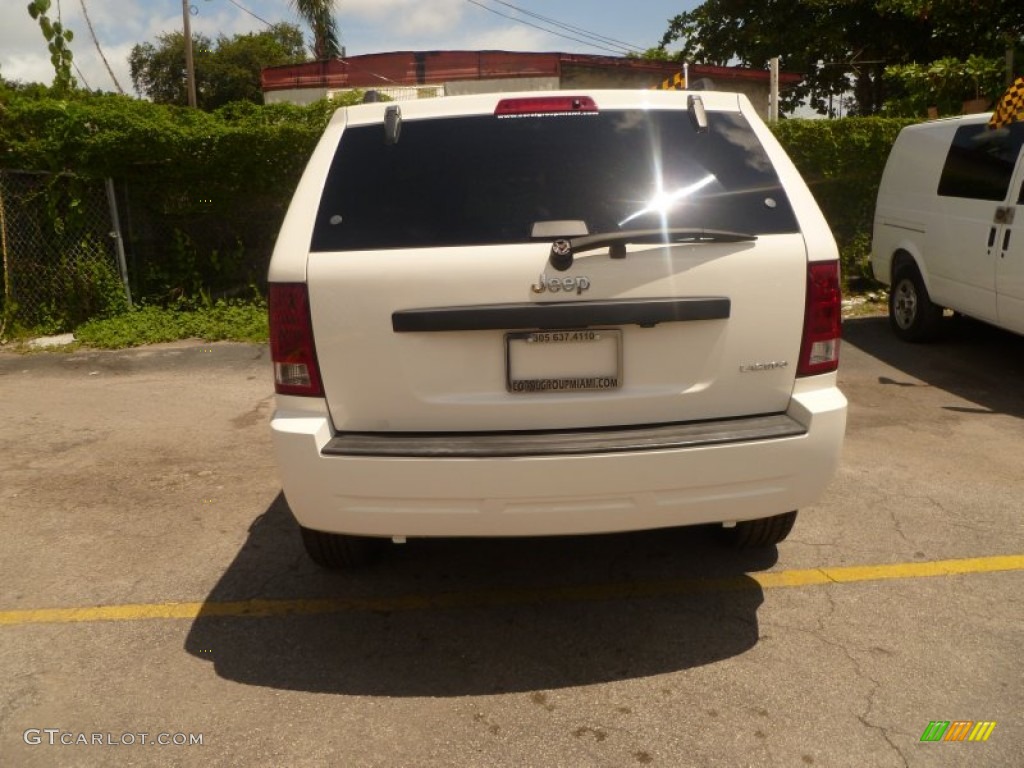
[0,315,1021,767]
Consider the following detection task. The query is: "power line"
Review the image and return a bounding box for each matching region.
[71,60,92,90]
[465,0,630,54]
[464,0,641,56]
[54,0,91,90]
[485,0,643,52]
[221,0,403,86]
[224,0,274,28]
[217,0,642,60]
[79,0,125,93]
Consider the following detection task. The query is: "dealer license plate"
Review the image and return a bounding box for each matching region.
[505,329,622,394]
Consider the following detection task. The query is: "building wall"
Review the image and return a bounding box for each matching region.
[344,86,444,101]
[444,77,560,96]
[559,64,663,90]
[560,64,771,117]
[266,76,772,117]
[261,52,787,118]
[264,87,330,106]
[714,81,770,116]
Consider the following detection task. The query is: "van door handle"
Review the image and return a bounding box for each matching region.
[994,206,1015,225]
[1004,229,1012,253]
[988,227,997,248]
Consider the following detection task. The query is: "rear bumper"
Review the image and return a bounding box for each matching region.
[271,379,846,537]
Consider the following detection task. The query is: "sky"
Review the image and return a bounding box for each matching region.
[1,0,700,95]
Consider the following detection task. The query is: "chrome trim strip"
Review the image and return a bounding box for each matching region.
[322,413,804,458]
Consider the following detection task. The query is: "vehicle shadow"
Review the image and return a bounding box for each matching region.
[843,314,1024,419]
[185,493,774,697]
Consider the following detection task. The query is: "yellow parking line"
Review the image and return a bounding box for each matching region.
[755,553,1024,588]
[1,553,1022,628]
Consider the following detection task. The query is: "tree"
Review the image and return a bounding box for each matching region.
[0,67,51,99]
[130,31,213,106]
[875,0,1023,114]
[27,0,76,94]
[129,24,307,110]
[290,0,341,60]
[876,0,1024,59]
[658,0,1023,115]
[206,25,307,105]
[883,55,1006,117]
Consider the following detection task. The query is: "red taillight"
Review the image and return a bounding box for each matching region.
[798,261,842,377]
[268,283,324,397]
[494,96,598,117]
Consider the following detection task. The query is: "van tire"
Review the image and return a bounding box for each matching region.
[721,511,797,549]
[299,526,383,569]
[889,263,942,342]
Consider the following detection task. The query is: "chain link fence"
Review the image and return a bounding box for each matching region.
[0,170,131,336]
[1,162,287,339]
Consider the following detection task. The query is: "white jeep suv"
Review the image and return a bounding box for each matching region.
[268,90,847,568]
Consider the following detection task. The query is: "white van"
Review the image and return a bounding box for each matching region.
[268,90,847,568]
[872,114,1024,340]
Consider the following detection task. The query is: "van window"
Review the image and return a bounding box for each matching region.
[312,110,798,252]
[937,122,1024,201]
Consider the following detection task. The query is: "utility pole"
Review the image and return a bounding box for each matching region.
[181,0,197,107]
[768,57,780,122]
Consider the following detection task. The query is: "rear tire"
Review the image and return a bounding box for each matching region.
[889,263,942,342]
[721,511,797,549]
[299,526,383,569]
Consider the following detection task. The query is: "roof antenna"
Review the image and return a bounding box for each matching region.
[384,104,402,145]
[688,94,708,133]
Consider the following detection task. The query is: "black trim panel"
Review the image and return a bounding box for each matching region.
[322,413,804,458]
[392,297,730,333]
[881,222,926,234]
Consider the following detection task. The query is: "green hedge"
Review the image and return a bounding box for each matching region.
[0,91,344,311]
[771,117,916,283]
[1,89,914,320]
[0,92,337,180]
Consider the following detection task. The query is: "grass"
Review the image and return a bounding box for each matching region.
[6,288,885,352]
[72,300,268,349]
[842,288,889,319]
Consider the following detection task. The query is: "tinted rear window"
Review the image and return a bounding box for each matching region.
[312,109,799,252]
[937,122,1024,201]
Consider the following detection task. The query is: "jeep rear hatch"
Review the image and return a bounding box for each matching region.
[299,99,820,433]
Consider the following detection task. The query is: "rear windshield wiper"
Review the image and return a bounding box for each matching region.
[548,229,757,271]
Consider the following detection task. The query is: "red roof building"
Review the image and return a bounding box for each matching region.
[261,51,802,118]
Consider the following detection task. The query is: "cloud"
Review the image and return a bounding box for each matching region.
[0,0,272,92]
[342,0,462,22]
[338,0,467,40]
[394,1,467,37]
[468,25,562,51]
[0,5,55,84]
[338,0,568,55]
[0,0,630,93]
[2,1,155,91]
